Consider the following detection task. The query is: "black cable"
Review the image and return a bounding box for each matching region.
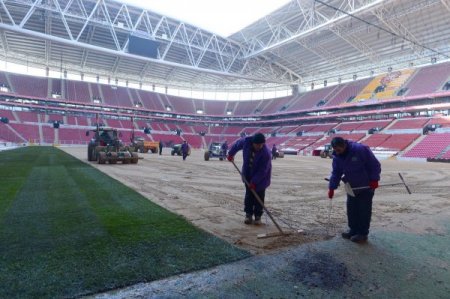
[314,0,450,59]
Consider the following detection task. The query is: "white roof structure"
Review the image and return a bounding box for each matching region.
[0,0,449,91]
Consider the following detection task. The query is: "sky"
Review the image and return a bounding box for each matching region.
[117,0,291,37]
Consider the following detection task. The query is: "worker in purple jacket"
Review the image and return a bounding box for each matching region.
[328,137,381,243]
[221,140,228,159]
[181,140,189,161]
[227,133,272,225]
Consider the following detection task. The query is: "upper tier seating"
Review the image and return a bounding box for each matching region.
[404,62,450,96]
[260,96,293,114]
[65,81,91,103]
[325,78,372,107]
[166,95,196,114]
[8,73,48,98]
[287,85,339,112]
[204,100,227,116]
[234,100,263,116]
[135,90,165,111]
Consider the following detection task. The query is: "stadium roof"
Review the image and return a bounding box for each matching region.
[0,0,449,91]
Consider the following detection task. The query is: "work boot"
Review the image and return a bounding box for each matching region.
[350,234,368,244]
[253,216,262,225]
[341,231,356,239]
[244,215,252,225]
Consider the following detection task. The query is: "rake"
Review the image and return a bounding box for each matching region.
[230,160,302,239]
[325,173,412,197]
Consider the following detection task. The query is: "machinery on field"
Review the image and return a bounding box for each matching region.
[87,126,138,164]
[128,117,159,153]
[130,137,159,153]
[320,144,333,158]
[204,142,226,161]
[171,143,191,156]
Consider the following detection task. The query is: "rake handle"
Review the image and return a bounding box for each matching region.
[398,173,412,194]
[231,160,284,234]
[325,177,412,195]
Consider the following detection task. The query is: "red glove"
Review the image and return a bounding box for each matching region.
[369,181,379,190]
[227,155,234,162]
[249,182,256,190]
[328,189,334,199]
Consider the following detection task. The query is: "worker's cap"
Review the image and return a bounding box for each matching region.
[331,136,346,148]
[252,133,266,144]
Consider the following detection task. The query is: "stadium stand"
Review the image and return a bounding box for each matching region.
[309,133,366,150]
[167,95,196,114]
[404,62,450,96]
[287,85,339,111]
[8,73,48,98]
[65,81,92,103]
[9,123,40,143]
[234,100,263,116]
[260,96,293,114]
[375,134,420,151]
[325,78,372,107]
[387,118,430,130]
[372,69,415,99]
[0,109,16,122]
[204,100,227,116]
[135,90,165,111]
[403,133,450,158]
[361,134,392,148]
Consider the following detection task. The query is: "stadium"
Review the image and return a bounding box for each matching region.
[0,0,449,298]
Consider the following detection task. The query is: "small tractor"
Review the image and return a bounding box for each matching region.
[171,143,191,156]
[320,144,333,159]
[130,136,159,153]
[87,127,138,164]
[204,142,226,161]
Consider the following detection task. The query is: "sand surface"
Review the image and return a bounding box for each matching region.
[62,147,450,254]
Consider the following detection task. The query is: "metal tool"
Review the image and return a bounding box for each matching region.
[326,198,333,237]
[325,173,412,197]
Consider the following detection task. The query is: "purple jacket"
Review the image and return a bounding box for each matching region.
[181,143,189,154]
[228,137,272,191]
[221,143,228,151]
[329,141,381,190]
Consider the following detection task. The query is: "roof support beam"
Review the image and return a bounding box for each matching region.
[372,5,423,57]
[243,0,390,59]
[440,0,450,12]
[0,22,289,84]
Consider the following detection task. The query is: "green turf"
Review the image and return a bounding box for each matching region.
[0,147,250,298]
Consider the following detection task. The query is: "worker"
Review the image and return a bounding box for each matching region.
[221,140,228,159]
[227,133,272,225]
[271,144,278,160]
[159,140,163,155]
[327,137,381,243]
[181,140,189,161]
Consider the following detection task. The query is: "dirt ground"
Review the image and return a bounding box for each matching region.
[62,147,450,254]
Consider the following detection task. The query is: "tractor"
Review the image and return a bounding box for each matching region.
[171,143,191,156]
[130,136,159,153]
[320,144,333,159]
[204,142,226,161]
[86,127,138,164]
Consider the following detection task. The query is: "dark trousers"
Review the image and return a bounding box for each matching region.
[244,185,265,217]
[159,148,162,155]
[347,190,374,236]
[182,153,187,160]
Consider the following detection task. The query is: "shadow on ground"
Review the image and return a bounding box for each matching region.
[92,221,450,298]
